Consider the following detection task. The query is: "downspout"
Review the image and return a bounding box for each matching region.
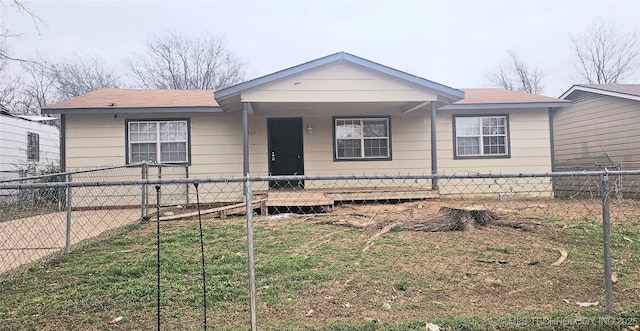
[242,102,249,177]
[430,101,438,190]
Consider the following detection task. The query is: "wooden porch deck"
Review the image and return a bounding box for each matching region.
[318,186,440,201]
[160,187,439,221]
[259,186,439,209]
[263,190,335,214]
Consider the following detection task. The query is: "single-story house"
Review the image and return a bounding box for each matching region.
[42,52,570,205]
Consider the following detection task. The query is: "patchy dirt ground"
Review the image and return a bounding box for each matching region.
[240,201,640,328]
[161,196,640,225]
[3,198,639,330]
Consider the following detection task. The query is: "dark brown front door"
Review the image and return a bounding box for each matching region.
[267,118,304,189]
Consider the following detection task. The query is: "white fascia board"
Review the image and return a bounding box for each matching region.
[439,102,572,110]
[560,85,640,102]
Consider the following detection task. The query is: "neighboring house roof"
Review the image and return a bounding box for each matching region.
[16,115,57,122]
[439,88,571,110]
[0,110,56,122]
[214,51,465,104]
[0,110,16,117]
[42,88,222,114]
[560,84,640,102]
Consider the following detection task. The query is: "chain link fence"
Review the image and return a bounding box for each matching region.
[555,161,640,199]
[1,169,639,329]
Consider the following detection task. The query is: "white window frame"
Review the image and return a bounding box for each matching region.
[127,120,189,164]
[334,117,391,160]
[453,115,510,158]
[27,132,39,162]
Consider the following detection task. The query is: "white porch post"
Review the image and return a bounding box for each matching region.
[242,102,249,177]
[430,101,438,190]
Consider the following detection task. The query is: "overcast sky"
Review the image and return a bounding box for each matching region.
[5,0,640,97]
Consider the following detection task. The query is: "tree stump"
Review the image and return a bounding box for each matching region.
[322,205,542,232]
[407,206,499,232]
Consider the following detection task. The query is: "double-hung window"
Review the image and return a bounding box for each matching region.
[454,115,509,158]
[127,120,189,163]
[334,117,391,160]
[27,132,39,162]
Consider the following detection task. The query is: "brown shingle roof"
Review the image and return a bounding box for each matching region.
[576,84,640,98]
[455,88,569,105]
[43,87,568,112]
[43,88,219,110]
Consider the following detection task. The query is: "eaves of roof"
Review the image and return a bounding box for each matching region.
[439,102,571,110]
[560,85,640,102]
[41,106,223,115]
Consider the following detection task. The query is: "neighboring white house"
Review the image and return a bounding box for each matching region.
[0,110,60,180]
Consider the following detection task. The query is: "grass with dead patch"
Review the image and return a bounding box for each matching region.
[1,210,639,330]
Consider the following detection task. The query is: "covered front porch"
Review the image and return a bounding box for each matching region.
[213,52,464,195]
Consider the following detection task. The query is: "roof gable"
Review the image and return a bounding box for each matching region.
[240,60,442,103]
[561,84,640,102]
[214,52,464,104]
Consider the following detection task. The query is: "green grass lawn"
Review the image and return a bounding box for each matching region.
[1,210,639,330]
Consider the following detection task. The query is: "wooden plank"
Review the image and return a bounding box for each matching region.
[266,191,334,207]
[255,187,440,203]
[326,190,439,202]
[265,188,438,207]
[159,199,265,221]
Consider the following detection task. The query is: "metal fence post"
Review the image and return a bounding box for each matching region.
[185,164,190,205]
[245,178,258,331]
[601,173,614,312]
[616,163,623,199]
[141,162,148,220]
[58,173,65,211]
[65,174,72,254]
[158,164,162,208]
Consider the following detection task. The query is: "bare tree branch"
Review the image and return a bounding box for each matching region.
[5,53,120,115]
[487,49,545,94]
[0,0,44,64]
[48,53,121,99]
[571,18,639,84]
[128,30,247,90]
[13,60,55,115]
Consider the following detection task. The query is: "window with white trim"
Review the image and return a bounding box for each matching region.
[27,132,39,162]
[128,120,189,163]
[334,118,390,160]
[454,115,509,157]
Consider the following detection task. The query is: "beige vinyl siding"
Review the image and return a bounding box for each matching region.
[308,108,427,173]
[65,115,124,168]
[239,103,431,178]
[436,108,552,197]
[241,61,437,103]
[301,109,430,190]
[65,112,246,207]
[64,103,556,204]
[554,94,640,168]
[64,106,433,204]
[65,113,244,177]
